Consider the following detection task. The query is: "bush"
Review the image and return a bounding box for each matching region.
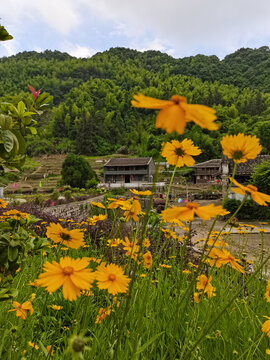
[223,198,270,220]
[86,178,99,189]
[63,190,73,201]
[61,153,96,189]
[251,160,270,195]
[51,190,60,201]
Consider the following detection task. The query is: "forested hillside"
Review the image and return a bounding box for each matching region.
[1,46,270,160]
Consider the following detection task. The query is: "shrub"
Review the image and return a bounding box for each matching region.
[86,178,99,189]
[63,190,73,201]
[251,160,270,195]
[223,198,270,220]
[61,153,96,189]
[51,190,60,201]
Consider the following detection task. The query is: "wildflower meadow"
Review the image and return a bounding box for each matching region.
[1,86,270,360]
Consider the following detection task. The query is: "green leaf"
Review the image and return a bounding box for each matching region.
[134,332,165,355]
[2,130,14,152]
[0,25,13,41]
[28,126,37,135]
[12,130,26,154]
[0,114,12,130]
[8,246,18,262]
[17,101,25,116]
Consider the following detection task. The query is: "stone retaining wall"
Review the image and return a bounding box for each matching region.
[42,195,104,221]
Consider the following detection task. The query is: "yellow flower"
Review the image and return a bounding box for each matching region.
[46,346,54,355]
[262,316,270,337]
[208,248,244,273]
[122,197,142,222]
[143,238,151,247]
[143,251,152,269]
[121,237,140,256]
[161,202,229,222]
[230,178,270,206]
[9,301,34,320]
[131,93,218,134]
[95,306,111,324]
[46,223,85,249]
[35,257,95,301]
[130,189,153,196]
[3,209,30,220]
[107,238,122,247]
[49,304,63,310]
[0,199,7,208]
[95,263,130,295]
[107,197,125,209]
[196,275,216,298]
[221,133,262,163]
[161,139,201,167]
[28,341,39,350]
[87,214,107,226]
[89,201,105,209]
[159,264,172,268]
[266,349,270,355]
[183,269,191,274]
[193,292,200,303]
[265,280,270,303]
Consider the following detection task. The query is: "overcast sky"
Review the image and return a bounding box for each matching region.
[1,0,270,59]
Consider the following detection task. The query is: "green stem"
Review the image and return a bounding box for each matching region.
[165,164,177,209]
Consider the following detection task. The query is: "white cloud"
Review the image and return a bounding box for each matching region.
[1,0,270,58]
[60,42,98,58]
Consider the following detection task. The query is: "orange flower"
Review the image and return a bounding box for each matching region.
[95,306,111,324]
[9,300,34,320]
[221,133,262,163]
[161,202,229,222]
[196,275,216,298]
[161,139,201,167]
[0,199,7,208]
[46,223,85,249]
[230,178,270,206]
[95,263,130,295]
[262,316,270,337]
[87,214,107,226]
[208,248,244,273]
[265,280,270,303]
[122,197,141,222]
[131,93,218,134]
[90,201,105,209]
[107,197,125,209]
[35,257,95,301]
[130,189,153,196]
[3,209,30,220]
[121,237,140,256]
[143,251,152,269]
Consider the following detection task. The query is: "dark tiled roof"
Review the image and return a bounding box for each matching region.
[193,159,221,168]
[104,157,152,167]
[230,155,270,176]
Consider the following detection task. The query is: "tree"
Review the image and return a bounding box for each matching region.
[61,153,96,188]
[251,161,270,195]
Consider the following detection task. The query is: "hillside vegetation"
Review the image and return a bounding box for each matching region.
[1,46,270,160]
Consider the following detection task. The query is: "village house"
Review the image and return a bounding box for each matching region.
[193,155,270,184]
[103,157,155,186]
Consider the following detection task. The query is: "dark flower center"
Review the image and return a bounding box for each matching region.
[61,233,71,241]
[186,202,199,209]
[175,147,185,156]
[232,151,244,160]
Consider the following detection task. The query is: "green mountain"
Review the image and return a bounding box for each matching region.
[0,47,270,160]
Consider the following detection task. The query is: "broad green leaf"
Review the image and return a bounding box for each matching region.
[0,114,12,130]
[8,246,18,262]
[12,130,26,154]
[2,130,14,152]
[17,101,25,116]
